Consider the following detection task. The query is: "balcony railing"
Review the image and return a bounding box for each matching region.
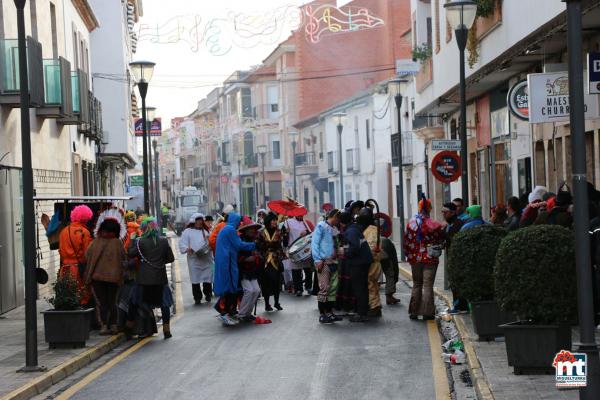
[391,133,415,167]
[243,153,258,168]
[37,57,72,118]
[295,151,316,167]
[346,148,360,173]
[327,151,338,174]
[0,36,44,106]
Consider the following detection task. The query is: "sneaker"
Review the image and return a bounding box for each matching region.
[239,315,256,322]
[229,314,240,324]
[329,313,343,322]
[349,315,370,323]
[217,314,236,326]
[265,304,274,312]
[274,303,283,311]
[319,315,335,324]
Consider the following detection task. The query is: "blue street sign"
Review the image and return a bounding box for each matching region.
[589,52,600,94]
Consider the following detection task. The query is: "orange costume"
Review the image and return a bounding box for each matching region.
[209,221,226,252]
[58,221,93,303]
[124,221,141,250]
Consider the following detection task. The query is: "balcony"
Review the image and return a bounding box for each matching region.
[295,151,318,176]
[413,115,444,141]
[80,92,103,141]
[327,151,338,175]
[36,57,73,118]
[249,103,280,125]
[243,153,258,169]
[345,148,360,174]
[0,37,44,107]
[416,58,433,93]
[391,133,414,167]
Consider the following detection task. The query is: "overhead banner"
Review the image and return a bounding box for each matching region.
[527,72,599,124]
[134,117,162,136]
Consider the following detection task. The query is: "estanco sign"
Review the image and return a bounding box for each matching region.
[527,72,600,124]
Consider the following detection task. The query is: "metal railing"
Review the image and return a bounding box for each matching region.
[295,151,317,167]
[327,151,338,174]
[346,148,360,173]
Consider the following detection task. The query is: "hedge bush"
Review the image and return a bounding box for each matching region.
[494,225,577,325]
[48,274,82,311]
[448,225,508,302]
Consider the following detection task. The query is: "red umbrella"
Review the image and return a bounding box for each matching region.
[268,199,308,217]
[321,203,334,213]
[375,212,393,238]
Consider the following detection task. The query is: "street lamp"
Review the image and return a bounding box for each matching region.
[130,60,155,214]
[389,77,408,260]
[14,0,43,372]
[565,1,600,398]
[333,112,347,206]
[444,0,477,204]
[237,157,243,214]
[146,106,156,216]
[257,144,267,208]
[153,140,161,228]
[289,131,299,199]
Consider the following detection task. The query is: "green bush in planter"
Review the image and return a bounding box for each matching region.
[448,225,508,302]
[494,225,576,325]
[48,274,82,310]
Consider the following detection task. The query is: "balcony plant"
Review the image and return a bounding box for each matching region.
[467,0,501,67]
[412,43,432,64]
[43,274,94,349]
[495,225,576,374]
[447,225,514,340]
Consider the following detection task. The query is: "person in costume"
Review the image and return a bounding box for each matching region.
[85,210,127,335]
[213,212,256,326]
[208,204,235,253]
[124,211,141,251]
[311,208,342,324]
[128,217,175,339]
[360,207,383,318]
[403,196,443,320]
[257,212,284,312]
[335,211,356,313]
[58,205,94,305]
[237,216,263,321]
[284,214,314,296]
[179,213,214,305]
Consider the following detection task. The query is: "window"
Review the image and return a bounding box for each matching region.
[267,86,279,117]
[426,17,432,48]
[272,140,281,160]
[50,3,58,58]
[241,88,252,118]
[72,28,79,69]
[365,119,371,149]
[346,149,354,172]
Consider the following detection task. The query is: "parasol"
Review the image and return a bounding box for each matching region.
[375,212,393,238]
[321,203,334,213]
[268,199,308,217]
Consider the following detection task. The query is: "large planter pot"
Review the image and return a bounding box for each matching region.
[470,300,516,341]
[500,321,572,375]
[42,308,94,349]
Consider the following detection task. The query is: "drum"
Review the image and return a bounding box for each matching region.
[288,233,313,264]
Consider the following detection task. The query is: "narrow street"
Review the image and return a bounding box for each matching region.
[54,243,442,400]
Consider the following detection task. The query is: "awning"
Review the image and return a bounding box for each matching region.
[33,196,133,202]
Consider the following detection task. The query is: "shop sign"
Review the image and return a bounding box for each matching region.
[589,52,600,94]
[527,72,599,123]
[134,117,162,136]
[431,151,461,184]
[129,175,144,187]
[395,59,420,75]
[507,80,529,120]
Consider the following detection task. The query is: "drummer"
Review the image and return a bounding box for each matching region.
[284,215,315,296]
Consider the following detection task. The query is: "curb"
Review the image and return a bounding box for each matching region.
[1,333,126,400]
[398,265,495,400]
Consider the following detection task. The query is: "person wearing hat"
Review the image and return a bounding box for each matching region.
[237,216,264,321]
[534,189,573,228]
[311,208,342,324]
[59,205,94,305]
[258,212,285,312]
[209,205,234,253]
[404,196,444,320]
[520,186,548,227]
[460,205,487,231]
[360,207,383,318]
[441,202,467,314]
[179,213,214,305]
[85,210,127,335]
[213,212,256,326]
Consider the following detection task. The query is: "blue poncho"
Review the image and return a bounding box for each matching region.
[213,213,256,297]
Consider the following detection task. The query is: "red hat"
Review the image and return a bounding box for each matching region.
[237,215,263,232]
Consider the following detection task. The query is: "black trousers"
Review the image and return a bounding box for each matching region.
[350,264,369,317]
[192,283,213,301]
[92,281,119,327]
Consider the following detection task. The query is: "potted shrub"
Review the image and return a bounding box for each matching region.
[43,274,94,348]
[495,225,576,375]
[448,225,515,340]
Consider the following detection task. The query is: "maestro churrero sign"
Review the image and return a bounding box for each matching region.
[527,71,600,124]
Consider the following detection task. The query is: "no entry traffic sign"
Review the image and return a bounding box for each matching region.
[431,151,461,184]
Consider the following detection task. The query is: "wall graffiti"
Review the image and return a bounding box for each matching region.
[136,4,385,56]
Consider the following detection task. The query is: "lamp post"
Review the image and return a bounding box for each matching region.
[565,1,600,398]
[444,1,477,204]
[289,131,298,199]
[14,0,43,372]
[130,61,155,214]
[257,144,267,208]
[333,112,347,206]
[237,158,243,213]
[153,140,161,227]
[146,106,156,216]
[389,78,408,260]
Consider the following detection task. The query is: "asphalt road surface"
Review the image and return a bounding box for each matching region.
[61,245,441,400]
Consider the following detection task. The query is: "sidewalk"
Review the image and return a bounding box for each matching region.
[0,300,125,400]
[398,255,585,400]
